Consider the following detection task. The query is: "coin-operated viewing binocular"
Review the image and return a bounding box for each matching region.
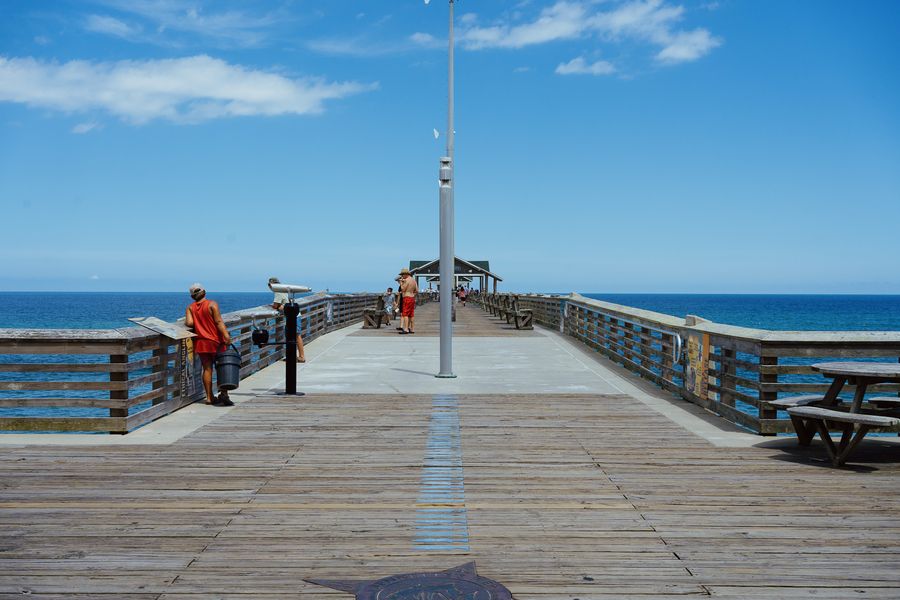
[252,282,311,396]
[251,328,269,346]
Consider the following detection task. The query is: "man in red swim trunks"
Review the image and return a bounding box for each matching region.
[185,283,234,406]
[398,268,418,334]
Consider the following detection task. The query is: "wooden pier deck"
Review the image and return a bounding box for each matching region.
[3,304,900,599]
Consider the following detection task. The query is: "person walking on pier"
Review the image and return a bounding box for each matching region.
[398,268,418,334]
[457,286,467,307]
[383,287,396,326]
[269,277,306,363]
[185,283,234,406]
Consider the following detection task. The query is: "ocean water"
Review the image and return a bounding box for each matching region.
[582,294,900,331]
[0,292,274,329]
[2,292,899,331]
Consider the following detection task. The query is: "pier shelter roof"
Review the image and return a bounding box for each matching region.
[409,256,502,281]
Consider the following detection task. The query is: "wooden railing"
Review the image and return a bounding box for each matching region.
[495,292,900,435]
[0,292,377,434]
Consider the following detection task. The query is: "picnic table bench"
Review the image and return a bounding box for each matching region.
[769,362,900,466]
[787,405,900,467]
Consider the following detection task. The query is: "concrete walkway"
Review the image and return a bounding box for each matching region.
[247,303,761,447]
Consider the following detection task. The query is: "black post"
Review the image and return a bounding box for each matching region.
[284,302,301,395]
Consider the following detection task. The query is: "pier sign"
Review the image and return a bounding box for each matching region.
[129,317,199,400]
[685,332,710,399]
[128,316,196,340]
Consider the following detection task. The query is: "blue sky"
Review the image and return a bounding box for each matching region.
[1,0,899,294]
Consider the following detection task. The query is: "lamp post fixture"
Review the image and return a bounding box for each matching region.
[436,0,456,378]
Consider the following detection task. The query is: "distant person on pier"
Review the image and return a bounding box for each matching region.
[393,276,402,329]
[398,268,418,334]
[383,287,396,326]
[269,277,305,363]
[457,286,467,307]
[185,283,234,407]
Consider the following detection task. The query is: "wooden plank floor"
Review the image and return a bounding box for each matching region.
[3,391,900,599]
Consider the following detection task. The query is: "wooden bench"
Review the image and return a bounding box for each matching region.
[506,297,533,330]
[362,297,389,329]
[503,296,534,329]
[766,395,826,446]
[870,396,900,409]
[488,294,501,317]
[496,296,511,322]
[787,405,900,466]
[362,309,388,329]
[491,294,501,318]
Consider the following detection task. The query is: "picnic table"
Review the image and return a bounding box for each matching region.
[780,362,900,466]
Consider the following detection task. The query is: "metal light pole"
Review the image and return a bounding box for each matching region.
[436,0,456,378]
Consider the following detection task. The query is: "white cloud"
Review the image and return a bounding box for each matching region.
[33,36,51,46]
[89,0,283,47]
[588,0,684,40]
[459,1,588,50]
[655,28,721,64]
[458,0,721,66]
[555,57,616,76]
[410,32,439,46]
[72,122,100,134]
[85,15,141,39]
[589,0,721,64]
[0,55,377,125]
[307,37,413,57]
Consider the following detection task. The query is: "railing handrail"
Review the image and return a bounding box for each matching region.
[568,293,688,330]
[499,290,900,435]
[687,320,900,344]
[549,292,900,343]
[0,290,384,434]
[0,291,376,342]
[566,294,685,363]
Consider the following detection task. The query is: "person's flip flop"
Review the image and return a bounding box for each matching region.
[399,330,408,335]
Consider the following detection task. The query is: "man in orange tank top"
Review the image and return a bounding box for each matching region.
[185,283,233,406]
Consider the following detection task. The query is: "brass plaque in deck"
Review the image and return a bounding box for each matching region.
[306,562,513,600]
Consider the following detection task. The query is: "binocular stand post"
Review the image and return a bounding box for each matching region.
[282,302,304,396]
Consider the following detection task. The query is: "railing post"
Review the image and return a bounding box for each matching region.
[623,322,635,364]
[239,321,252,371]
[109,353,128,434]
[151,337,168,406]
[720,347,736,408]
[602,315,613,355]
[661,332,674,387]
[758,353,778,435]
